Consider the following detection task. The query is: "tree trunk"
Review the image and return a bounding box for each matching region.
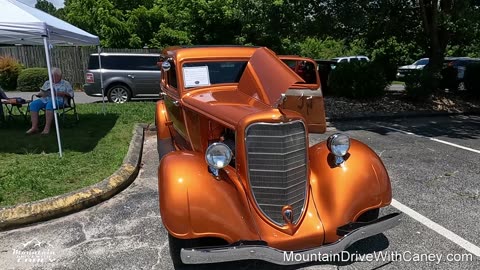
[418,0,448,92]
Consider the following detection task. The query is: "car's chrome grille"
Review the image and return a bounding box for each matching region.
[245,121,307,225]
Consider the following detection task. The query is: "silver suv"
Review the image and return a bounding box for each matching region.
[84,53,161,103]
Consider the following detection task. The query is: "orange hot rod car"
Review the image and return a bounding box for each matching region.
[155,46,401,267]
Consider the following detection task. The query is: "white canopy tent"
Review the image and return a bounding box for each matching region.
[0,0,104,157]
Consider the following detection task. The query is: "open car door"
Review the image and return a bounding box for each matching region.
[279,56,327,133]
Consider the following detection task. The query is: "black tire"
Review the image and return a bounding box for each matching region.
[157,137,175,160]
[168,234,200,270]
[356,208,380,222]
[107,84,131,103]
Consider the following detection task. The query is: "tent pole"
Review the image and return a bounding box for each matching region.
[43,36,63,158]
[98,46,105,115]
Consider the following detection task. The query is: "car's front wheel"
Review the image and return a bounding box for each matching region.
[168,234,199,270]
[107,84,131,103]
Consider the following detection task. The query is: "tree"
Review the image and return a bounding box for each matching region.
[417,0,475,90]
[35,0,57,16]
[63,0,130,47]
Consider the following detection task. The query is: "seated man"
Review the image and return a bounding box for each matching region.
[26,68,74,135]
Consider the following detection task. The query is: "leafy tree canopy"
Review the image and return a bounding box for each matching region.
[56,0,480,68]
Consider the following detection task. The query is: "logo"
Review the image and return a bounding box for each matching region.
[12,238,56,264]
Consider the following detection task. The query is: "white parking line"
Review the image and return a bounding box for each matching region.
[376,124,480,256]
[377,125,480,154]
[391,199,480,257]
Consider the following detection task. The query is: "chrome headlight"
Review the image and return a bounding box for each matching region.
[205,143,233,169]
[327,133,350,157]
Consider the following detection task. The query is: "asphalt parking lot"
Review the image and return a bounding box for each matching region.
[0,114,479,270]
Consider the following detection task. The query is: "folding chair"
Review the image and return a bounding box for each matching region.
[0,88,30,123]
[28,94,79,126]
[58,95,79,124]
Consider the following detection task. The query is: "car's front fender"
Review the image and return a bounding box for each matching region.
[309,139,392,243]
[158,151,259,243]
[155,100,171,140]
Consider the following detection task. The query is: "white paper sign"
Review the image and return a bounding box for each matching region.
[183,66,211,88]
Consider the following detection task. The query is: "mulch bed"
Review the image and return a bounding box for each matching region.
[324,91,480,119]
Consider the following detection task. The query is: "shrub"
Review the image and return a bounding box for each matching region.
[328,61,388,99]
[17,68,49,92]
[464,62,480,97]
[0,56,23,91]
[296,37,368,60]
[297,37,347,60]
[371,37,422,83]
[404,69,435,100]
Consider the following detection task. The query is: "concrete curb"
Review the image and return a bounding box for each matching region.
[326,110,480,123]
[0,124,145,231]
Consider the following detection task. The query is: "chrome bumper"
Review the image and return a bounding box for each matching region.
[181,213,402,265]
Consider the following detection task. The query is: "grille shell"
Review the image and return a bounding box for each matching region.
[245,121,308,225]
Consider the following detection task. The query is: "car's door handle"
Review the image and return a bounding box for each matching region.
[172,101,180,107]
[127,74,135,79]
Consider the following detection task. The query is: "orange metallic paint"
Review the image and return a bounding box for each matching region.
[158,151,259,242]
[157,46,393,251]
[238,48,305,105]
[278,55,321,89]
[159,113,392,250]
[155,100,171,140]
[308,140,392,243]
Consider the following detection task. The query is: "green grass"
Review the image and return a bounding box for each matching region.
[391,80,406,85]
[0,102,155,207]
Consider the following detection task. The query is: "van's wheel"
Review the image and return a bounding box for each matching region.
[107,85,131,103]
[168,234,202,270]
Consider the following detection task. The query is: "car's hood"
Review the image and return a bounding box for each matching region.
[182,47,305,129]
[237,47,305,105]
[182,89,273,129]
[398,64,425,70]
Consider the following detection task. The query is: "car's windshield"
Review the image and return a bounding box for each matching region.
[414,59,429,65]
[182,61,247,89]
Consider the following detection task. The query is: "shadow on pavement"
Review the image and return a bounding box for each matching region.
[331,115,480,140]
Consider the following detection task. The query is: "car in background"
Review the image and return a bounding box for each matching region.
[442,57,480,90]
[397,57,479,90]
[396,58,429,80]
[84,53,161,103]
[331,55,370,63]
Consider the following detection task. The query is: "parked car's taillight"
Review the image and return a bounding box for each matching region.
[86,73,94,84]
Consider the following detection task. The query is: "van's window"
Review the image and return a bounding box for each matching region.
[88,56,99,69]
[182,61,247,89]
[339,59,348,63]
[350,58,359,62]
[359,57,369,62]
[88,55,160,70]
